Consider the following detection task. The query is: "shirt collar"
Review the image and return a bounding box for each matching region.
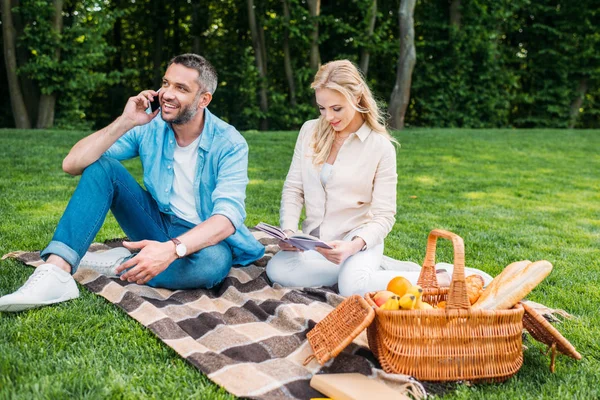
[354,121,372,142]
[197,108,214,152]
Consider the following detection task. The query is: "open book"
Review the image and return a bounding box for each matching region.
[255,222,332,251]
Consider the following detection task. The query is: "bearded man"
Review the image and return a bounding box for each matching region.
[0,54,264,312]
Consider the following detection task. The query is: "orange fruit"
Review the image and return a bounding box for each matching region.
[386,276,412,297]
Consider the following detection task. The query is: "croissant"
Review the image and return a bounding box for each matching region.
[465,274,484,305]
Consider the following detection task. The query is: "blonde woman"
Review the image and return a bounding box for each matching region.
[266,60,414,296]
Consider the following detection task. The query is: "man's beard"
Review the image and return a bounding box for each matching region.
[162,92,201,125]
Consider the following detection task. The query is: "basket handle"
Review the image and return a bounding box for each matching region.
[417,229,470,310]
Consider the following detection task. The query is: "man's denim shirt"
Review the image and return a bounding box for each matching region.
[104,108,264,266]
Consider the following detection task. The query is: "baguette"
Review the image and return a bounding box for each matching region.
[473,259,530,306]
[472,260,552,310]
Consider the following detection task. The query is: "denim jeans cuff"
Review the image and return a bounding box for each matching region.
[40,240,81,274]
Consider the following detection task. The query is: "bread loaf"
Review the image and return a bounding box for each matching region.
[472,260,530,307]
[472,260,552,310]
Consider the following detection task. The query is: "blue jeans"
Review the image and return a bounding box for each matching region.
[40,157,232,290]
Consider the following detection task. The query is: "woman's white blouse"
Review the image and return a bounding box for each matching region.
[279,119,397,249]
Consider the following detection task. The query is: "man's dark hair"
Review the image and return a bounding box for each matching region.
[169,54,218,94]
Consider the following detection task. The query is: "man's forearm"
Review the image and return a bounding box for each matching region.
[175,214,235,255]
[62,116,135,176]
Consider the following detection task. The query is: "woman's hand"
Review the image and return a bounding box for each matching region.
[278,229,302,252]
[315,238,365,265]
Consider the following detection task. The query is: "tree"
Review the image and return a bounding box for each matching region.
[1,0,31,128]
[35,0,63,129]
[359,0,377,76]
[151,0,167,89]
[247,0,269,130]
[307,0,320,71]
[2,0,599,130]
[191,2,209,55]
[507,1,599,128]
[449,0,461,31]
[388,0,416,129]
[282,0,297,106]
[1,0,117,129]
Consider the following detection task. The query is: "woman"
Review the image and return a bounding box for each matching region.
[266,60,417,296]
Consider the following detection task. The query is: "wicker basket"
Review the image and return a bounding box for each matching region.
[304,295,375,365]
[365,229,525,381]
[521,301,582,372]
[305,230,582,381]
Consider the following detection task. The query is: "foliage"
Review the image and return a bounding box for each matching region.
[507,1,600,128]
[15,0,120,129]
[1,0,599,129]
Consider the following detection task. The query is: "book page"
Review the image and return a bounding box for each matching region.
[288,237,332,250]
[255,222,288,240]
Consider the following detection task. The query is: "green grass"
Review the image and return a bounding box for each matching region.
[1,128,599,399]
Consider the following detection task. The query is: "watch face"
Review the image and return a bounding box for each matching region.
[176,243,187,257]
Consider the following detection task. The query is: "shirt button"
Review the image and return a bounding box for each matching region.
[164,188,169,192]
[169,140,174,144]
[167,165,172,169]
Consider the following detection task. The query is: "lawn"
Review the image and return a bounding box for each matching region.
[0,128,598,399]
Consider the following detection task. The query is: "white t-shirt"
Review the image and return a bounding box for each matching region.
[320,163,333,186]
[170,136,202,224]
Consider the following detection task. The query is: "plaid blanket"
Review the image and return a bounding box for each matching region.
[3,231,427,400]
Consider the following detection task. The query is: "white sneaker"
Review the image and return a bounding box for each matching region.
[0,264,79,312]
[78,247,132,278]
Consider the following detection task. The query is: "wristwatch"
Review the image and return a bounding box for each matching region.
[170,238,187,258]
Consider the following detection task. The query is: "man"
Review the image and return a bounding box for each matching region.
[0,54,264,312]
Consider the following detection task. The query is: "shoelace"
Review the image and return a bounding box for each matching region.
[17,269,50,292]
[82,254,130,268]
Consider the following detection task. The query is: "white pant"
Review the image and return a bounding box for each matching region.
[266,246,494,297]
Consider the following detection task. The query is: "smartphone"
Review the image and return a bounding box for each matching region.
[150,93,160,112]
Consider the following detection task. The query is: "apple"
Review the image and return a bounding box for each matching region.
[373,290,396,307]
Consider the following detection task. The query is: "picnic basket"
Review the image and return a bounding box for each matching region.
[306,229,525,382]
[521,301,582,372]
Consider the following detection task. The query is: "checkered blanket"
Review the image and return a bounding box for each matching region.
[3,231,426,400]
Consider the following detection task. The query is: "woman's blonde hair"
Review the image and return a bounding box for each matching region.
[310,59,396,165]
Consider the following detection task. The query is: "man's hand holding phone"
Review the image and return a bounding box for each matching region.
[121,89,160,128]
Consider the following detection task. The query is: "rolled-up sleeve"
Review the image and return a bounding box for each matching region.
[103,127,141,160]
[356,142,397,249]
[210,141,249,230]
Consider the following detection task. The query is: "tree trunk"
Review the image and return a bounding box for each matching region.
[152,0,166,89]
[36,0,64,129]
[112,7,123,71]
[359,0,377,77]
[1,0,31,128]
[569,78,588,129]
[307,0,321,71]
[449,0,461,30]
[191,3,202,54]
[247,0,269,130]
[37,95,56,128]
[282,0,296,107]
[258,18,268,74]
[11,0,39,124]
[388,0,416,130]
[172,3,181,56]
